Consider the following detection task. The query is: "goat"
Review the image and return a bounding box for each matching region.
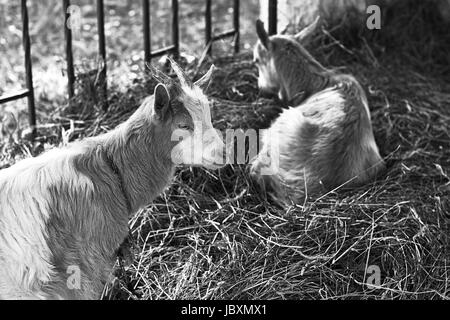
[251,18,385,203]
[0,59,224,299]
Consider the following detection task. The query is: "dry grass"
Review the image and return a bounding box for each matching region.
[1,0,449,300]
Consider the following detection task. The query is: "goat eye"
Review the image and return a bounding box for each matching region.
[178,124,192,131]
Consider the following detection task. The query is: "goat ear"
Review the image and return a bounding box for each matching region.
[194,64,216,91]
[294,16,320,43]
[154,84,170,119]
[256,19,269,49]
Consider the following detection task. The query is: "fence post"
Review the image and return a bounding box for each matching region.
[97,0,108,111]
[143,0,151,65]
[21,0,36,139]
[233,0,240,53]
[268,0,277,35]
[63,0,75,100]
[205,0,212,55]
[172,0,179,58]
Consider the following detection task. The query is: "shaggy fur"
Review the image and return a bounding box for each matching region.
[0,62,222,299]
[251,19,385,202]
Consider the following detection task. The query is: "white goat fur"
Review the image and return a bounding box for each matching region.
[0,63,222,299]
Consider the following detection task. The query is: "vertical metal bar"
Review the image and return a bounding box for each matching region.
[233,0,240,53]
[205,0,212,55]
[63,0,75,100]
[172,0,179,58]
[143,0,151,65]
[21,0,36,139]
[97,0,108,110]
[268,0,277,35]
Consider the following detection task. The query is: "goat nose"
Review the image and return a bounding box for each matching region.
[213,146,226,167]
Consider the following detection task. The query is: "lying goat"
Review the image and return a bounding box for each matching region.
[251,18,385,202]
[0,59,224,299]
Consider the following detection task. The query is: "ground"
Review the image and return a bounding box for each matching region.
[1,0,449,299]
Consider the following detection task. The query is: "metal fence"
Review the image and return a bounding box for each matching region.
[0,0,279,139]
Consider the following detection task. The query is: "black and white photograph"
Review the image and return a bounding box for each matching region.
[0,0,449,306]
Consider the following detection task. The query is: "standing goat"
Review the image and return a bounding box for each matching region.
[251,19,385,202]
[0,59,224,299]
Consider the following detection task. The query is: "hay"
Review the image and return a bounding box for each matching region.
[1,0,449,299]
